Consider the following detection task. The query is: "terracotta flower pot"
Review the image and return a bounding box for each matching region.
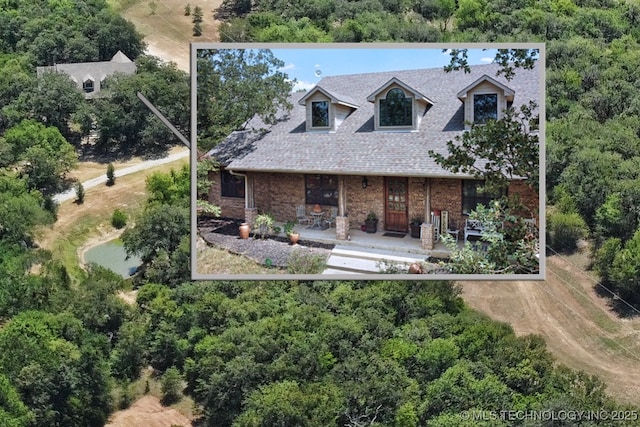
[239,223,250,239]
[289,232,300,245]
[313,204,322,213]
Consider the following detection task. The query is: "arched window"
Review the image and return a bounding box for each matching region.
[379,88,412,127]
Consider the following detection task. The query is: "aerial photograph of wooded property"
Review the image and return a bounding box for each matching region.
[1,0,640,426]
[195,45,543,279]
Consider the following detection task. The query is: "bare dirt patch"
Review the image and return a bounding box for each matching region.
[121,0,225,72]
[460,254,640,405]
[105,395,193,427]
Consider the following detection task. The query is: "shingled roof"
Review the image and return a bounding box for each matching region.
[36,51,136,99]
[208,61,539,178]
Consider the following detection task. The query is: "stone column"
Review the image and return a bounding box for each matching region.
[336,216,349,240]
[244,207,258,226]
[421,223,434,250]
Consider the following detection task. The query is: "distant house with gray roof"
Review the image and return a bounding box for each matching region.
[36,51,136,99]
[205,61,540,248]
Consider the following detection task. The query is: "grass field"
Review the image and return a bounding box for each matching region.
[36,152,189,281]
[110,0,224,72]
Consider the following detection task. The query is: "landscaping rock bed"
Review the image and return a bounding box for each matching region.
[198,217,334,269]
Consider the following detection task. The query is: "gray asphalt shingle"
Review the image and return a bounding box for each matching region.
[209,62,540,178]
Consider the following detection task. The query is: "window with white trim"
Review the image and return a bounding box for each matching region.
[473,93,498,124]
[311,101,329,127]
[379,88,412,127]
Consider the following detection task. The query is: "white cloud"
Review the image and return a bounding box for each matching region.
[291,80,316,92]
[279,63,296,71]
[480,57,494,63]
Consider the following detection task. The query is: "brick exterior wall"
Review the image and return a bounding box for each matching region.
[408,178,426,224]
[253,172,307,222]
[208,170,539,229]
[208,170,245,219]
[431,178,464,231]
[345,175,385,230]
[508,180,539,219]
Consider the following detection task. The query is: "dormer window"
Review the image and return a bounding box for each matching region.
[457,75,515,130]
[299,85,359,132]
[473,93,498,124]
[380,88,412,127]
[367,77,433,132]
[83,78,95,93]
[311,101,329,127]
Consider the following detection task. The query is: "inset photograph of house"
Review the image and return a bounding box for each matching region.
[192,44,545,280]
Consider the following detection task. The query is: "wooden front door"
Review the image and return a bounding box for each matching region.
[385,177,408,232]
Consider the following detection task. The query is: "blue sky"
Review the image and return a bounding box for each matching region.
[270,47,499,91]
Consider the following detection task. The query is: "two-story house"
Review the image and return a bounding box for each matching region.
[36,51,136,99]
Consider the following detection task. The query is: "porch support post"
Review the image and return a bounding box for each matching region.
[421,223,434,250]
[245,174,255,209]
[244,173,257,226]
[336,175,348,240]
[424,177,431,224]
[422,178,434,250]
[338,175,346,217]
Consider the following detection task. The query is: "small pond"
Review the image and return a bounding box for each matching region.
[83,239,142,278]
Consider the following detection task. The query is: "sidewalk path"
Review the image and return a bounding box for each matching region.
[53,149,190,203]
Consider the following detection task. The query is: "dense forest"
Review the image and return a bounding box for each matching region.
[216,0,640,304]
[2,0,640,425]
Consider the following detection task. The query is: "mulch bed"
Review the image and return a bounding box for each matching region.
[197,216,334,269]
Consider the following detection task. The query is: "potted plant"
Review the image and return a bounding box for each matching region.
[254,213,275,239]
[284,220,299,244]
[410,217,423,238]
[365,211,378,233]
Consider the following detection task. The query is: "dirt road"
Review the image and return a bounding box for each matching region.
[54,148,189,203]
[461,254,640,404]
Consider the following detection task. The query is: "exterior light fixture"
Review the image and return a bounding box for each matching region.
[362,177,368,189]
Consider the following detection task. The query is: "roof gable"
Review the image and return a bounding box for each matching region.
[110,50,133,63]
[298,85,359,109]
[456,74,515,102]
[366,77,434,105]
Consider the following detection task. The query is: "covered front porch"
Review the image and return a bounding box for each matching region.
[277,220,464,260]
[240,173,450,252]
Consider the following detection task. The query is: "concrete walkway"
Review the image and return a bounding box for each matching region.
[54,149,190,203]
[272,222,457,275]
[323,245,431,274]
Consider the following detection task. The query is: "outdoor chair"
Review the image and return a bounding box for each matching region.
[325,207,338,228]
[296,205,310,225]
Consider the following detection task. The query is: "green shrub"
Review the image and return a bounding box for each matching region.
[254,213,275,239]
[75,182,85,204]
[547,211,588,252]
[593,237,622,284]
[160,367,183,405]
[286,249,327,274]
[112,209,127,229]
[106,163,116,186]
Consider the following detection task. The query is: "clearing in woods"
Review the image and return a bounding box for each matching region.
[111,0,225,71]
[461,250,640,405]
